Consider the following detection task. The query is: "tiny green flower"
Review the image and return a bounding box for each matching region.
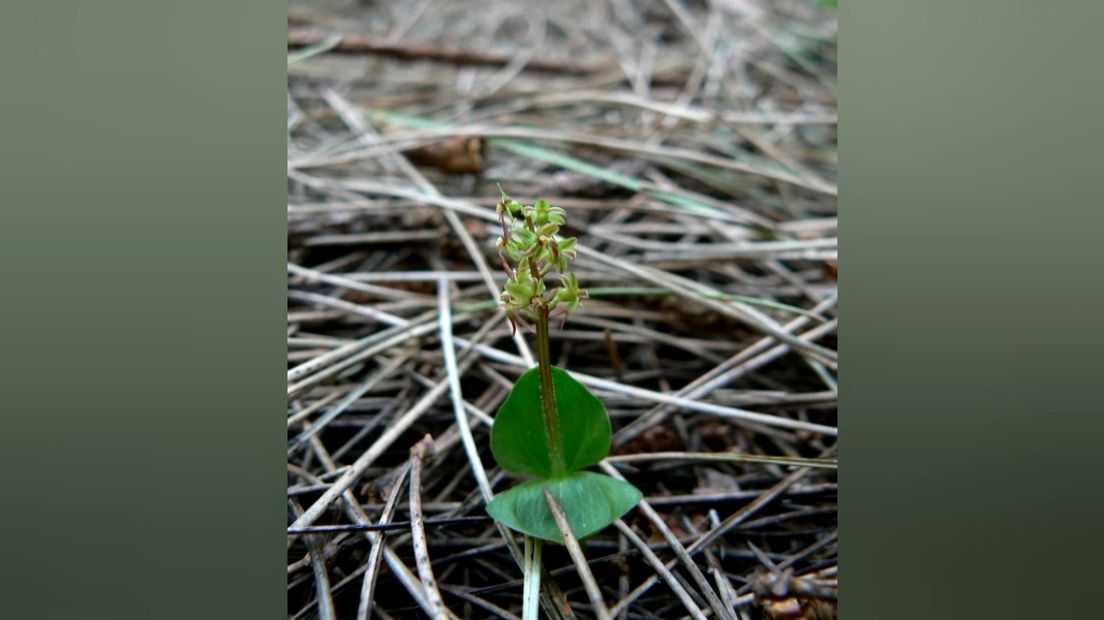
[495,192,586,331]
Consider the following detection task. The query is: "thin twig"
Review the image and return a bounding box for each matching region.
[410,435,451,620]
[290,499,336,620]
[605,452,837,469]
[542,486,612,620]
[612,520,708,620]
[288,28,611,75]
[357,464,409,620]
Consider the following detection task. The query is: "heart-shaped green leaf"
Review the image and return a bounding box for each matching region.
[486,471,642,543]
[490,366,611,477]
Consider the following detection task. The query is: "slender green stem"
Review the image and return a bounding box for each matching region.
[522,535,542,620]
[533,306,566,475]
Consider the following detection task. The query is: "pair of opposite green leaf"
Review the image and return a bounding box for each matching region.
[487,366,642,543]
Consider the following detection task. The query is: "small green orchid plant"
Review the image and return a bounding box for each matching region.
[486,190,642,544]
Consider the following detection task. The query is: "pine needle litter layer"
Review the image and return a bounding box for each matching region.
[288,1,838,618]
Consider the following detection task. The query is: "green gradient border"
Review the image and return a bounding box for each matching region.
[843,0,1104,617]
[0,2,286,617]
